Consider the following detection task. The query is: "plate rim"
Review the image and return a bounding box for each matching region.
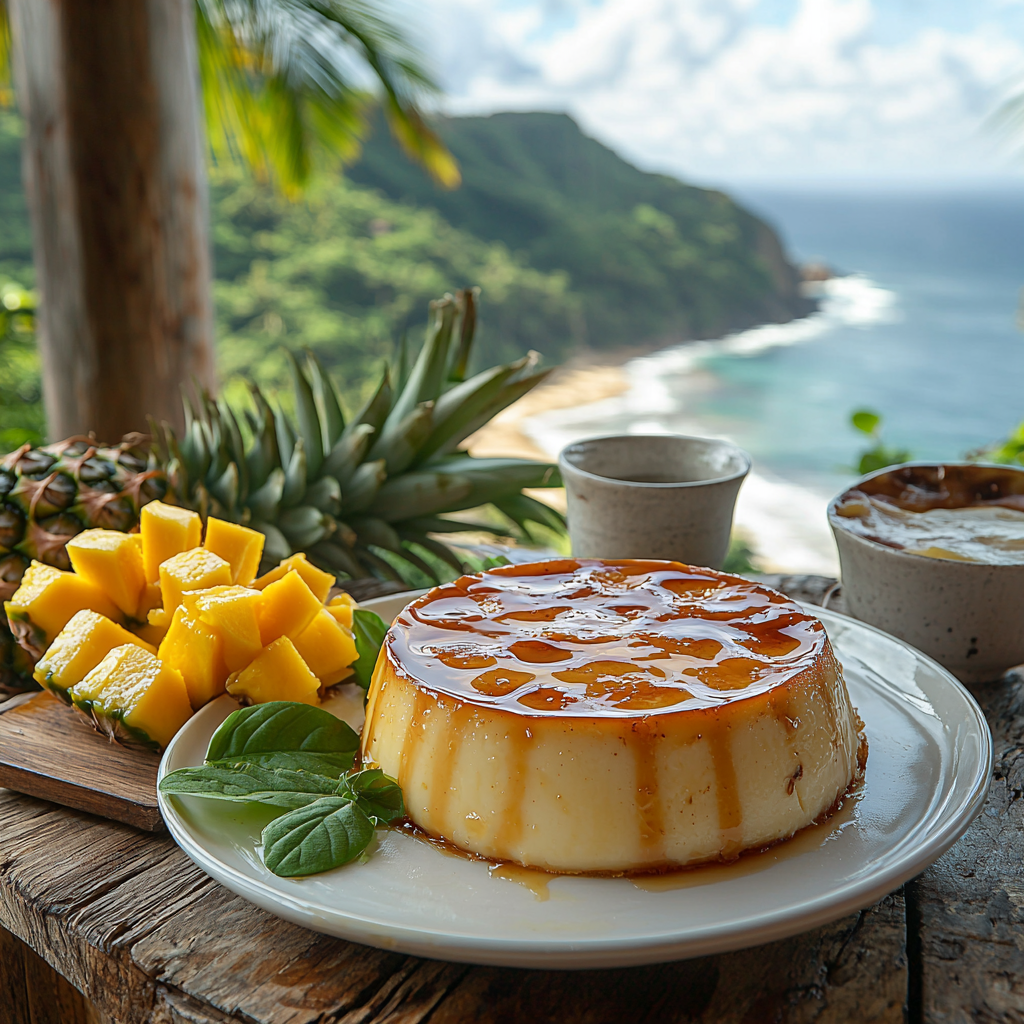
[158,595,993,969]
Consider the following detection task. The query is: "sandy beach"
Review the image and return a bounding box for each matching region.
[468,344,843,576]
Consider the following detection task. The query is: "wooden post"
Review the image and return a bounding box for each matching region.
[8,0,216,442]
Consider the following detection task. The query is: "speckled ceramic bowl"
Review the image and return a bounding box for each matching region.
[558,434,750,569]
[829,462,1024,683]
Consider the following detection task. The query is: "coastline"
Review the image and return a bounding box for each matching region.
[467,301,867,575]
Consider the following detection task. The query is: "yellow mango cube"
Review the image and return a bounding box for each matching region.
[140,501,202,584]
[203,518,265,586]
[158,606,228,710]
[65,529,146,619]
[70,644,192,750]
[256,570,322,646]
[326,592,357,629]
[5,561,122,656]
[33,609,154,701]
[159,547,232,614]
[226,636,320,705]
[253,553,335,603]
[292,608,357,686]
[182,586,262,673]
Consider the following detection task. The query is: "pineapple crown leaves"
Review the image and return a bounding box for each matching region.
[154,288,565,584]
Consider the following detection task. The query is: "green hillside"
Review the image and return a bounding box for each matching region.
[0,109,810,433]
[347,112,812,348]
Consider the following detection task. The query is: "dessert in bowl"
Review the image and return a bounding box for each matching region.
[829,462,1024,682]
[360,558,865,875]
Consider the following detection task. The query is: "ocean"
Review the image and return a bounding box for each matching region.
[524,185,1024,574]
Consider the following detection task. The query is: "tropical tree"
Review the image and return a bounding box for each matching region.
[0,0,456,441]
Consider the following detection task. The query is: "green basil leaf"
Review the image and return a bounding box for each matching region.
[262,796,374,876]
[351,609,389,690]
[341,768,405,825]
[206,701,359,777]
[159,763,340,808]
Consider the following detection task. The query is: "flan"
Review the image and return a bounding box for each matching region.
[360,559,865,874]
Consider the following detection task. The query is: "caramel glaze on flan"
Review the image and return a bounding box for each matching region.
[360,559,866,875]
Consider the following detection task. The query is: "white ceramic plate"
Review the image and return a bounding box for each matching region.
[158,595,992,969]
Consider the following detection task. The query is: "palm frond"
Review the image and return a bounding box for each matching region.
[196,0,457,193]
[0,0,13,110]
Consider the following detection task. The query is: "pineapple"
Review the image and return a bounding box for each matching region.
[3,290,565,691]
[203,518,264,585]
[325,592,356,629]
[0,436,165,692]
[70,644,192,750]
[33,609,154,702]
[152,289,565,586]
[5,561,123,659]
[140,501,202,583]
[65,529,146,619]
[158,547,232,615]
[226,636,320,706]
[255,570,322,645]
[292,609,357,687]
[253,552,334,602]
[181,585,263,673]
[158,607,228,710]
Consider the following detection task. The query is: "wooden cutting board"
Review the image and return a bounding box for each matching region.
[0,690,163,831]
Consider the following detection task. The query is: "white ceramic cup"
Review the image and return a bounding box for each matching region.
[558,434,751,569]
[829,461,1024,683]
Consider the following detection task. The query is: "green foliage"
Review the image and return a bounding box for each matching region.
[159,702,405,877]
[723,534,758,574]
[211,161,580,407]
[0,277,44,450]
[196,0,458,196]
[850,408,913,476]
[346,112,812,352]
[206,701,359,775]
[976,420,1024,466]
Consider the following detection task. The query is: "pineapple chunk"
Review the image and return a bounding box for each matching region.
[159,606,228,710]
[226,636,320,706]
[70,644,192,750]
[131,619,170,648]
[253,553,334,603]
[256,570,322,646]
[5,561,122,658]
[159,547,232,614]
[33,610,154,702]
[292,608,357,686]
[182,585,262,672]
[326,592,357,629]
[136,581,163,622]
[140,501,202,584]
[203,518,265,586]
[65,529,146,619]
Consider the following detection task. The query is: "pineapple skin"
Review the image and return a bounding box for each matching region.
[0,436,166,692]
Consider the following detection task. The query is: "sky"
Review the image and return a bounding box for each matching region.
[412,0,1024,185]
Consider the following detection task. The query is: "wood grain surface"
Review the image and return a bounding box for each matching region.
[0,574,1011,1023]
[0,690,162,832]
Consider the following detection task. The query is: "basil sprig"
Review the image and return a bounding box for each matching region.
[160,701,404,877]
[206,701,359,777]
[351,608,389,691]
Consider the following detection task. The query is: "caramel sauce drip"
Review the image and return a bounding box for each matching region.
[388,559,827,718]
[379,559,845,870]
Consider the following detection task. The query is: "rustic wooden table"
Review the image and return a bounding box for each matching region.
[0,575,1019,1024]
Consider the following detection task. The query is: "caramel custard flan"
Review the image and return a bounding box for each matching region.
[360,559,865,875]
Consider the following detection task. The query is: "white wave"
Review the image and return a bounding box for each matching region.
[626,274,898,383]
[520,276,895,574]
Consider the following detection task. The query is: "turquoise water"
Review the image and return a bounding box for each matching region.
[703,185,1024,491]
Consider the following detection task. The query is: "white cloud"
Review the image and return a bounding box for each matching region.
[414,0,1024,181]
